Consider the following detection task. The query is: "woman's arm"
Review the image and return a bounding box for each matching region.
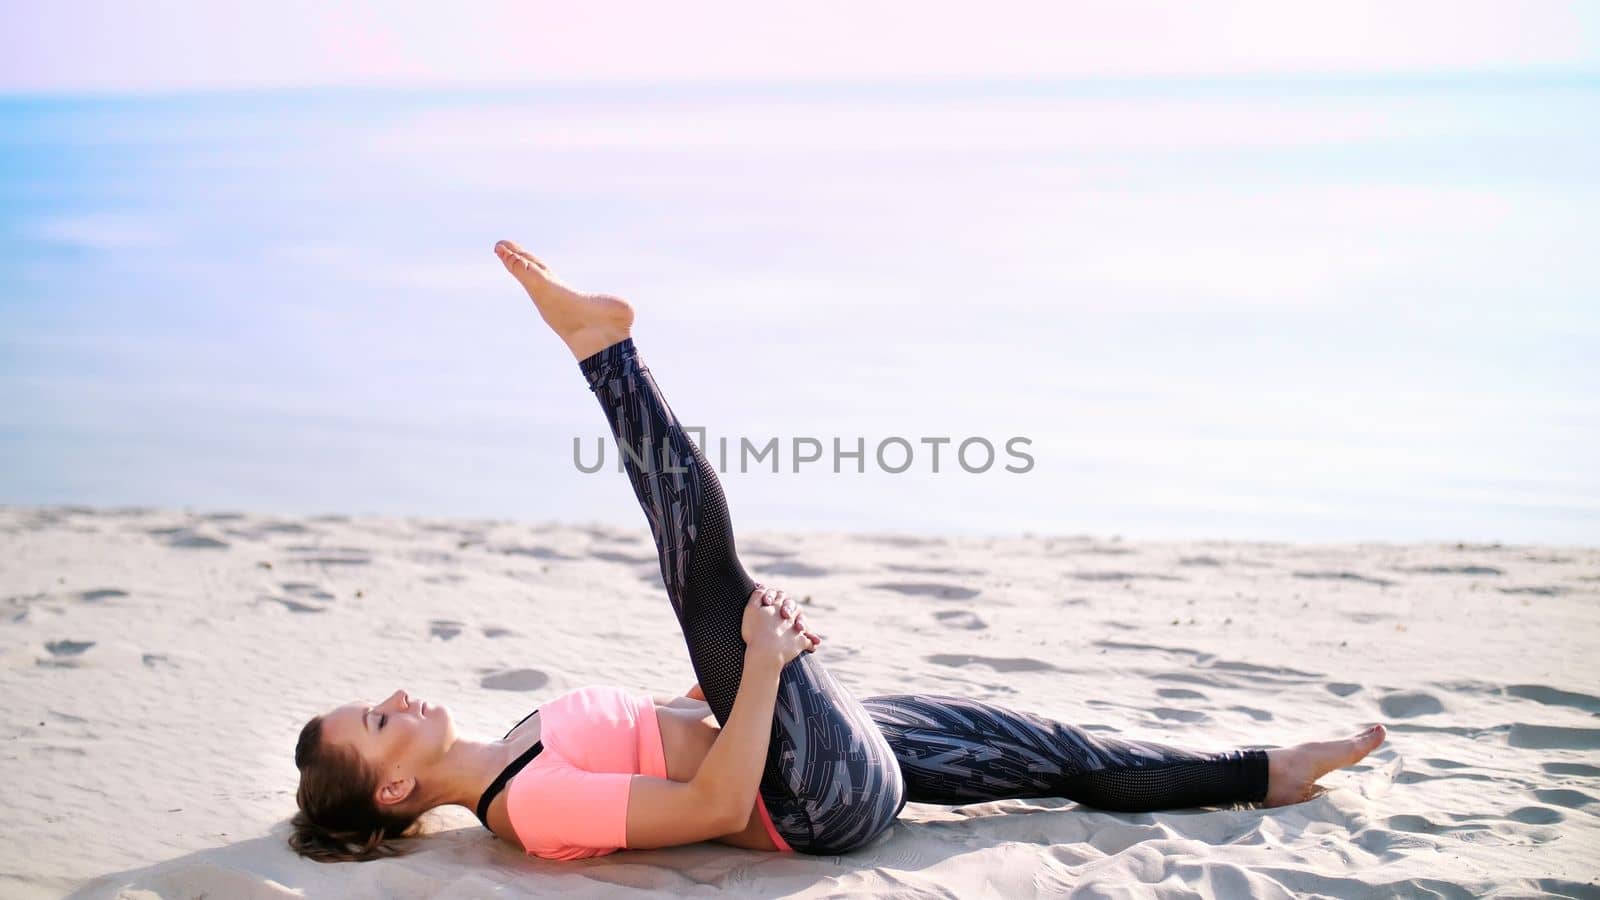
[625,655,782,846]
[623,587,811,848]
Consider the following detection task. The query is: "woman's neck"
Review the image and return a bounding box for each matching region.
[419,730,541,813]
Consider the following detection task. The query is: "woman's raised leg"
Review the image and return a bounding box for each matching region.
[496,241,905,854]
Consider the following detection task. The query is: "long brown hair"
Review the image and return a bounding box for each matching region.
[289,714,425,863]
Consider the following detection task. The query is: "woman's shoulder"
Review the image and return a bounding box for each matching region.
[503,754,634,860]
[543,684,648,714]
[536,685,653,741]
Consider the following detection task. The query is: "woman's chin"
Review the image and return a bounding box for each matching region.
[431,704,455,734]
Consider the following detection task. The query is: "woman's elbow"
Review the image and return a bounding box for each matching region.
[716,793,755,834]
[696,783,751,834]
[714,804,749,835]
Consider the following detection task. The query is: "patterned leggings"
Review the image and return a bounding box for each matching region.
[580,338,1267,854]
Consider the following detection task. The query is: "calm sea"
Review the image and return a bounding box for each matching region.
[2,77,1596,542]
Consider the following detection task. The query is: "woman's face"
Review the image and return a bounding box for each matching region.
[318,689,455,807]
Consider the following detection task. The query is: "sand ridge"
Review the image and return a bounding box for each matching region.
[1,506,1596,898]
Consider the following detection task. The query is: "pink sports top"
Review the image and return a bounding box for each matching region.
[478,685,792,860]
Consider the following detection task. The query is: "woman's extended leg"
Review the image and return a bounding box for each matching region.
[496,241,904,854]
[861,694,1386,810]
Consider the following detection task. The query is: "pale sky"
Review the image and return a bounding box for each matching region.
[4,0,1599,95]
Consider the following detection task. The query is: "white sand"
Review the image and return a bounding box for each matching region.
[3,505,1597,898]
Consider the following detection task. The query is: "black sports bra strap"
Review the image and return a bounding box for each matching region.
[501,707,539,740]
[476,739,544,827]
[477,707,543,829]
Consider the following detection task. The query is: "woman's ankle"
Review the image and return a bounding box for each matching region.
[564,326,632,362]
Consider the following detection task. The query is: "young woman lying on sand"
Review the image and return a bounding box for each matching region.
[289,242,1386,862]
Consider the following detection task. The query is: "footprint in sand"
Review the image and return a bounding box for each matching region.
[1507,724,1600,750]
[1156,688,1207,700]
[1325,682,1363,697]
[932,610,987,630]
[1541,762,1600,777]
[496,545,574,561]
[1178,556,1223,567]
[1070,571,1182,582]
[1386,814,1473,836]
[480,668,550,691]
[1533,788,1597,809]
[1499,585,1568,597]
[429,619,464,641]
[1504,684,1600,714]
[1394,768,1496,786]
[266,596,325,614]
[591,550,659,566]
[142,653,174,668]
[281,582,335,601]
[79,589,129,603]
[884,563,987,576]
[1397,564,1502,576]
[860,535,943,548]
[1292,571,1395,587]
[287,550,371,566]
[1229,705,1274,721]
[925,653,1057,673]
[1151,707,1208,723]
[1378,690,1444,718]
[482,626,515,639]
[1507,805,1564,825]
[755,560,832,578]
[149,527,230,549]
[870,582,981,601]
[1208,659,1323,680]
[39,639,94,667]
[1095,638,1202,658]
[1346,612,1393,624]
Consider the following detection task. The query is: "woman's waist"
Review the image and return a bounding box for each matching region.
[652,700,720,783]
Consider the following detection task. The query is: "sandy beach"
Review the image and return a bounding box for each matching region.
[2,504,1597,898]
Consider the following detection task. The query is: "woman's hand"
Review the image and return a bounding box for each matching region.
[749,582,821,650]
[741,584,817,669]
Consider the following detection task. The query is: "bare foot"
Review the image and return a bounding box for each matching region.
[493,240,634,360]
[1264,724,1386,806]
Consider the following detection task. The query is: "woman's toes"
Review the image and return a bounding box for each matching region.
[495,243,555,292]
[1344,724,1386,764]
[494,239,548,272]
[1311,725,1386,779]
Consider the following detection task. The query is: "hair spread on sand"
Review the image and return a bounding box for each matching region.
[289,715,424,863]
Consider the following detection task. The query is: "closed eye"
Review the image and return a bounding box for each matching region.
[379,714,387,730]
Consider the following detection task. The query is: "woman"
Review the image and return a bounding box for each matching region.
[289,241,1386,863]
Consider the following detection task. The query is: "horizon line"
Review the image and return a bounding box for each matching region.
[3,65,1598,104]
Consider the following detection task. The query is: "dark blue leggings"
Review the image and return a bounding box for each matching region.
[580,338,1267,854]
